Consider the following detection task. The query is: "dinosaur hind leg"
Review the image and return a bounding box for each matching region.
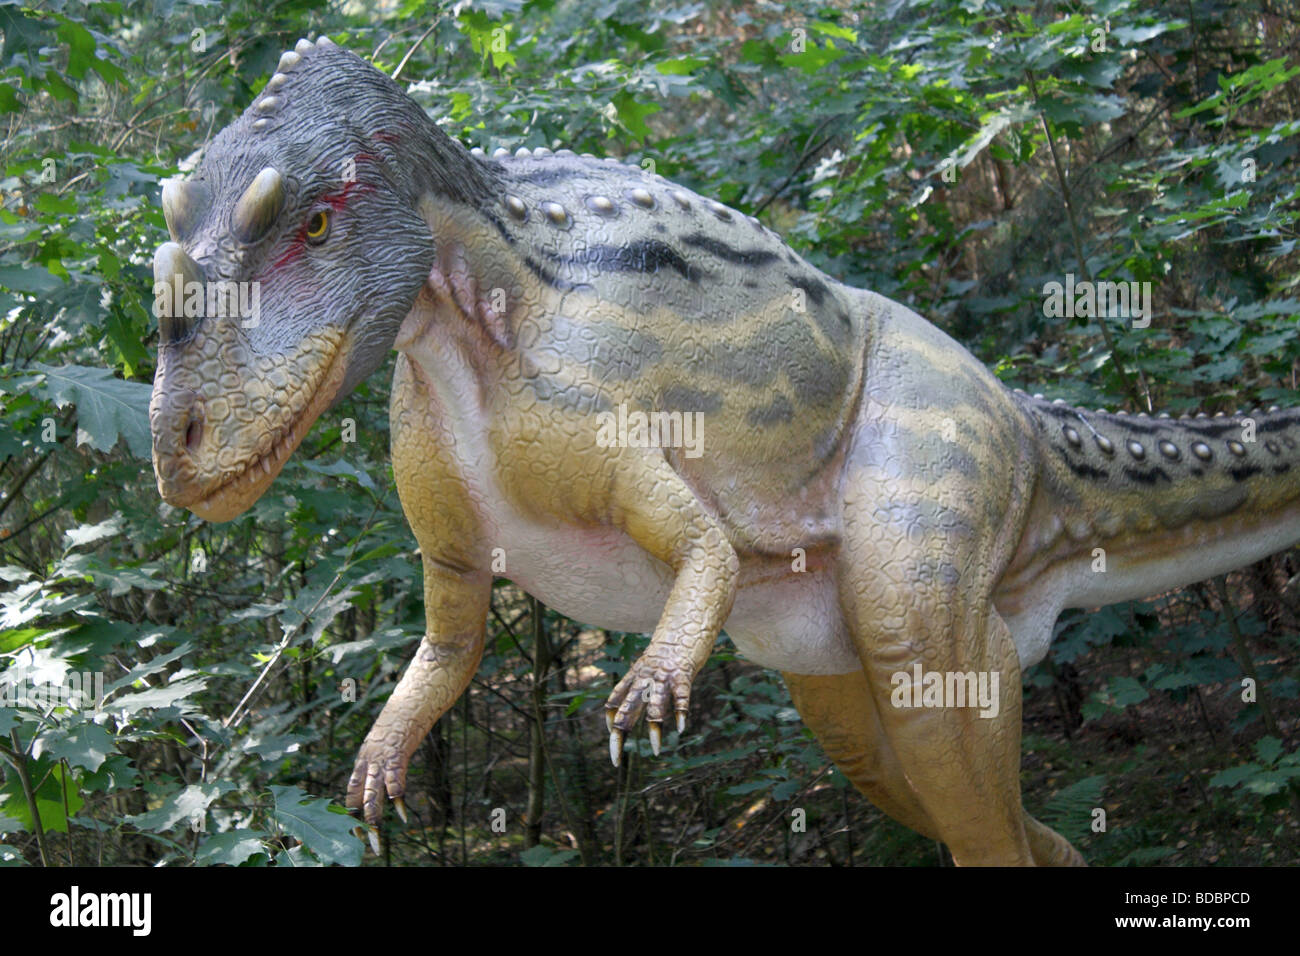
[785,669,1085,865]
[1024,812,1087,866]
[783,669,941,840]
[833,414,1082,863]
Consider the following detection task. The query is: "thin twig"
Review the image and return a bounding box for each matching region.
[1027,68,1145,409]
[224,489,389,729]
[392,23,439,82]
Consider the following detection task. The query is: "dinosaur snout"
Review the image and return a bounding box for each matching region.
[150,383,206,507]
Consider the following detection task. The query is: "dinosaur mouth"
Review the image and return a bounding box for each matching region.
[194,348,347,522]
[152,326,350,523]
[188,393,326,522]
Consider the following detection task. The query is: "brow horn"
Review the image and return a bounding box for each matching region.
[231,167,284,244]
[161,179,208,242]
[153,241,205,344]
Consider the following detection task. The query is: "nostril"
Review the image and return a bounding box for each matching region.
[185,418,203,454]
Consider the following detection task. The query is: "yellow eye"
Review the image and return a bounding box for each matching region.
[305,210,330,243]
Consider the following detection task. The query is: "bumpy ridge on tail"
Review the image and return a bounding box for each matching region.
[1002,391,1300,609]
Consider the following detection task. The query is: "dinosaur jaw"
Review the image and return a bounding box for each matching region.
[151,323,349,523]
[186,369,340,522]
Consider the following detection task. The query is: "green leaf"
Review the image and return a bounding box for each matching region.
[657,56,708,75]
[1111,23,1180,46]
[270,785,362,867]
[127,782,229,832]
[0,264,62,294]
[520,844,579,866]
[810,21,857,42]
[1108,676,1149,707]
[300,459,378,492]
[29,363,153,458]
[56,20,99,81]
[0,761,84,833]
[63,514,125,551]
[1208,763,1262,788]
[778,40,848,76]
[1244,768,1300,795]
[1255,736,1284,766]
[0,709,23,736]
[35,723,116,772]
[771,780,802,801]
[196,830,268,865]
[112,677,207,716]
[610,90,661,141]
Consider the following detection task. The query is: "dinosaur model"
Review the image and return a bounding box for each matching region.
[147,37,1300,865]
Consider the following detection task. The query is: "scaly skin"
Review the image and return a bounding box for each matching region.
[148,37,1300,865]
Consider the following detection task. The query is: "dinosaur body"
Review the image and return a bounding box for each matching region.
[148,38,1300,865]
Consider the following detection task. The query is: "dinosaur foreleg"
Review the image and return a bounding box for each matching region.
[345,563,490,828]
[603,453,739,763]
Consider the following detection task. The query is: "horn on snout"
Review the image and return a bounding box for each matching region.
[161,179,208,242]
[153,242,205,344]
[231,166,284,244]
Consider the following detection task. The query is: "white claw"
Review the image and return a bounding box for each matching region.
[605,708,614,733]
[676,711,686,733]
[367,828,381,855]
[393,797,408,825]
[609,729,623,767]
[649,722,661,756]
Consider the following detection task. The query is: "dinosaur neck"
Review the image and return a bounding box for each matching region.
[402,118,501,208]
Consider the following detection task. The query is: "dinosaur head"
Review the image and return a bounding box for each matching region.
[149,37,498,521]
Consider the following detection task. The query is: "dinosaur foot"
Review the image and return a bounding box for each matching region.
[345,733,414,840]
[604,649,694,767]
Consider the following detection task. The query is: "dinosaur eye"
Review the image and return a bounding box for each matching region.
[305,210,330,244]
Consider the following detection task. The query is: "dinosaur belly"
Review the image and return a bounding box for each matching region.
[485,513,674,634]
[490,507,859,675]
[725,570,861,674]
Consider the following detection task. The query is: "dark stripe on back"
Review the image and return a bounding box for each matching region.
[681,232,780,267]
[788,274,829,307]
[1123,466,1172,485]
[546,240,704,281]
[1053,446,1108,481]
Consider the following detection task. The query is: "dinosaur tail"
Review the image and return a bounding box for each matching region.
[1005,392,1300,609]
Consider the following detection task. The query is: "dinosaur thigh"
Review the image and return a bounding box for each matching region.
[833,408,1042,863]
[836,549,1033,862]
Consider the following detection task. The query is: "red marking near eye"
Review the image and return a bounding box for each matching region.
[273,235,305,269]
[372,130,399,143]
[318,179,370,210]
[266,152,384,272]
